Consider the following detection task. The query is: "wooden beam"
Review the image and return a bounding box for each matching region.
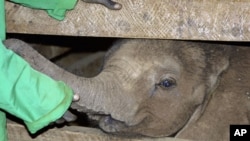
[6,0,250,41]
[7,122,192,141]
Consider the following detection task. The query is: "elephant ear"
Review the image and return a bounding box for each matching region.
[176,44,232,136]
[200,45,232,116]
[204,45,232,93]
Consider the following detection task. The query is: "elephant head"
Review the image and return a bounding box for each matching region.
[4,39,231,137]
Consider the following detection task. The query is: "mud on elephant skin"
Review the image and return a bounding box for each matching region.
[4,39,250,141]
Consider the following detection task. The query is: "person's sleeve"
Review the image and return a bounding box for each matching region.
[0,0,5,40]
[10,0,77,20]
[0,112,7,141]
[0,41,74,134]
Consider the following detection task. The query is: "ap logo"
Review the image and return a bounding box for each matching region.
[234,129,247,136]
[230,125,250,141]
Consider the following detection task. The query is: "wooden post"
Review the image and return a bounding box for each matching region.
[7,122,192,141]
[6,0,250,41]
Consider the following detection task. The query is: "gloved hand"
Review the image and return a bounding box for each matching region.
[1,39,79,134]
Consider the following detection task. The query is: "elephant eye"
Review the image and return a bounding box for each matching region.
[158,78,176,89]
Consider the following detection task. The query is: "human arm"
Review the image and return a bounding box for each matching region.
[0,41,77,134]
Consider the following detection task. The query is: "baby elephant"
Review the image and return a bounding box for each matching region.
[5,39,250,141]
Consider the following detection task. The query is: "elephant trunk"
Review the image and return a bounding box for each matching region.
[62,70,135,125]
[4,39,132,124]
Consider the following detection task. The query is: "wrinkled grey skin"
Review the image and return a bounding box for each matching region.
[82,0,122,10]
[4,39,250,141]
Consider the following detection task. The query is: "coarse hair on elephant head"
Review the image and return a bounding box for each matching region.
[4,39,231,137]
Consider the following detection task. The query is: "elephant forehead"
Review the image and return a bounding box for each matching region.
[110,54,181,81]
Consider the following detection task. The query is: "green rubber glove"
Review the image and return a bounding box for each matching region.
[10,0,77,20]
[0,40,74,133]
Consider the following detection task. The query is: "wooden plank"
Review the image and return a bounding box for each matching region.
[7,122,192,141]
[5,0,250,41]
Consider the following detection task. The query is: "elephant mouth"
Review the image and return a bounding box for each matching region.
[87,113,130,134]
[85,113,145,137]
[72,104,143,136]
[73,103,190,137]
[72,103,132,133]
